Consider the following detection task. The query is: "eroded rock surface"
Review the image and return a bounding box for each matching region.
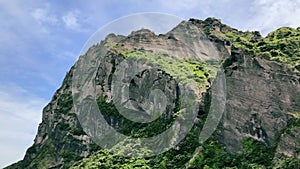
[219,48,300,153]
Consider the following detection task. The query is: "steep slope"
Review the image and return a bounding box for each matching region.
[6,67,102,169]
[220,47,300,151]
[6,18,300,169]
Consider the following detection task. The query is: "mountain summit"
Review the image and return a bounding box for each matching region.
[6,18,300,169]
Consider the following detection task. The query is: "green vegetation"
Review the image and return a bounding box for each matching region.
[27,140,56,169]
[72,133,300,168]
[123,50,209,90]
[273,158,300,169]
[221,25,300,71]
[60,151,81,163]
[77,93,299,168]
[198,18,300,71]
[242,138,275,166]
[71,150,151,169]
[281,112,300,137]
[106,45,215,91]
[291,112,300,119]
[56,92,73,115]
[223,31,258,52]
[285,112,300,133]
[256,27,300,69]
[97,95,175,137]
[70,94,203,168]
[71,128,201,168]
[86,84,299,168]
[188,137,276,169]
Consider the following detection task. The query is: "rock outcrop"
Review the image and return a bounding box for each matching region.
[220,48,300,153]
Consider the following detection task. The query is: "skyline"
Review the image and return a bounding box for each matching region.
[1,0,300,167]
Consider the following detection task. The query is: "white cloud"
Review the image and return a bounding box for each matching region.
[62,10,81,30]
[159,0,204,11]
[147,0,300,36]
[0,83,47,168]
[31,8,58,25]
[80,13,183,55]
[247,0,300,35]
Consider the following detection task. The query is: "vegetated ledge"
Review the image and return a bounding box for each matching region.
[190,17,300,71]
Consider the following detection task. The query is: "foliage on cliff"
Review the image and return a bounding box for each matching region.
[193,17,300,71]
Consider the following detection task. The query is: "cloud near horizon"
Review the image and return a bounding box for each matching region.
[0,83,47,167]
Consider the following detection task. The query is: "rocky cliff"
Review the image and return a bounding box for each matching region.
[6,18,300,169]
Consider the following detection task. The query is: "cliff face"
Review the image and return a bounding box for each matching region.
[6,18,300,169]
[220,48,300,154]
[7,67,100,169]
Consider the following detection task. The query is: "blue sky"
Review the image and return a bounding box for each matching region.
[1,0,300,167]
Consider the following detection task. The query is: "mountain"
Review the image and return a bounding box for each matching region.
[6,18,300,169]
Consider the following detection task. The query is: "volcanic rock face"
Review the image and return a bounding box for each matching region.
[6,18,300,168]
[11,68,97,169]
[220,48,300,154]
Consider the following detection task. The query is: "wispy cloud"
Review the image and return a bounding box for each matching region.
[80,13,182,55]
[248,0,300,35]
[62,10,80,29]
[31,8,58,25]
[132,0,300,36]
[62,10,90,32]
[159,0,205,11]
[0,83,47,168]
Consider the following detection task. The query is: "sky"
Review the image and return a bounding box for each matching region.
[0,0,300,167]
